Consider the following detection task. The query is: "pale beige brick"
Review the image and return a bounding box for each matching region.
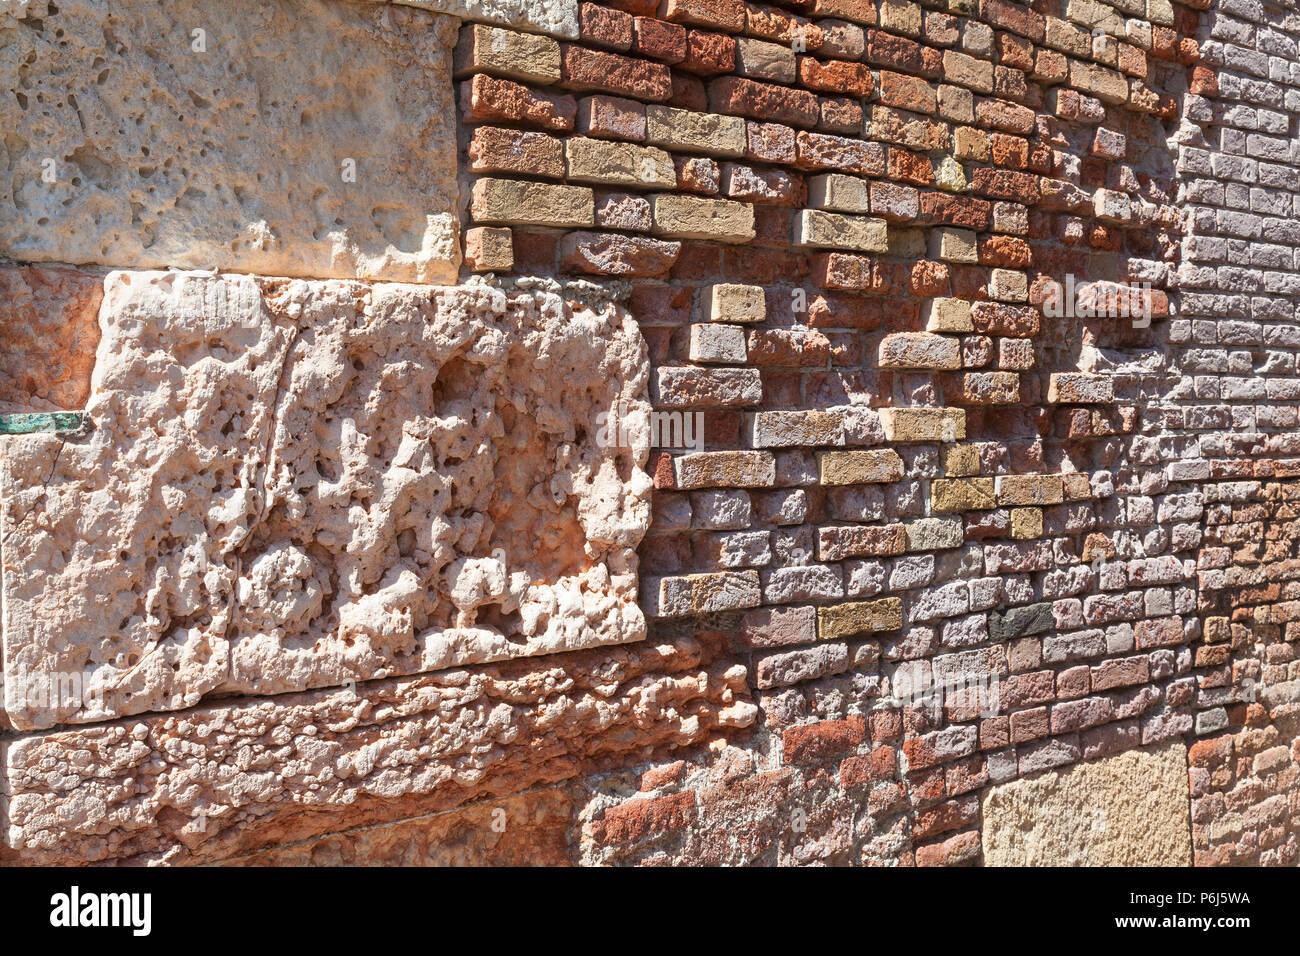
[471,178,594,228]
[881,407,966,442]
[689,323,747,363]
[923,297,974,332]
[878,332,962,369]
[453,23,562,85]
[807,173,872,214]
[931,226,978,262]
[703,283,767,323]
[646,106,747,158]
[818,449,905,484]
[564,137,675,189]
[652,194,755,242]
[795,209,889,252]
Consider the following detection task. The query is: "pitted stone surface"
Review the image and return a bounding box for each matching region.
[0,271,652,730]
[0,0,461,282]
[980,741,1192,866]
[0,633,753,865]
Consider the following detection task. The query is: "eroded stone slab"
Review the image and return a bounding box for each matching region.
[0,0,460,281]
[0,271,652,730]
[0,267,102,412]
[0,633,753,865]
[981,740,1192,866]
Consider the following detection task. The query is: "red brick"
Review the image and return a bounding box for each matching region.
[919,192,991,229]
[467,126,565,178]
[840,745,897,787]
[806,292,898,330]
[783,716,867,764]
[747,121,797,163]
[605,0,660,13]
[798,57,873,98]
[908,260,949,296]
[580,2,634,50]
[879,71,936,114]
[979,716,1009,749]
[669,71,709,110]
[459,74,577,131]
[997,32,1034,71]
[682,30,735,74]
[1009,706,1048,743]
[561,230,682,278]
[589,790,696,845]
[818,96,863,134]
[660,0,745,31]
[812,252,891,294]
[1188,736,1233,768]
[915,830,980,866]
[978,235,1032,268]
[640,760,687,791]
[993,65,1030,103]
[511,229,558,272]
[634,16,687,62]
[990,133,1029,169]
[913,796,978,840]
[1190,65,1218,96]
[888,148,933,186]
[971,301,1039,336]
[971,167,1039,204]
[866,28,922,72]
[796,130,886,174]
[710,76,819,128]
[561,45,673,100]
[1092,656,1150,691]
[577,94,648,140]
[976,97,1035,134]
[748,328,832,366]
[981,0,1045,42]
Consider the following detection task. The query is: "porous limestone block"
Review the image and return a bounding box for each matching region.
[0,0,462,282]
[0,271,653,730]
[982,741,1192,865]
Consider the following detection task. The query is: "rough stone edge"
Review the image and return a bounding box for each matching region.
[387,0,579,38]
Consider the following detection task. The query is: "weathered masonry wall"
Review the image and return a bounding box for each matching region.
[0,0,1296,866]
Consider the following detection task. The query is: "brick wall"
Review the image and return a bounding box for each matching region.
[1,0,1298,865]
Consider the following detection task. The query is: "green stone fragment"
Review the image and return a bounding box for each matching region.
[0,411,91,436]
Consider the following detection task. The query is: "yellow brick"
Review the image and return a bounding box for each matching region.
[931,477,996,512]
[819,449,905,485]
[942,443,981,476]
[818,598,904,640]
[1010,507,1043,539]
